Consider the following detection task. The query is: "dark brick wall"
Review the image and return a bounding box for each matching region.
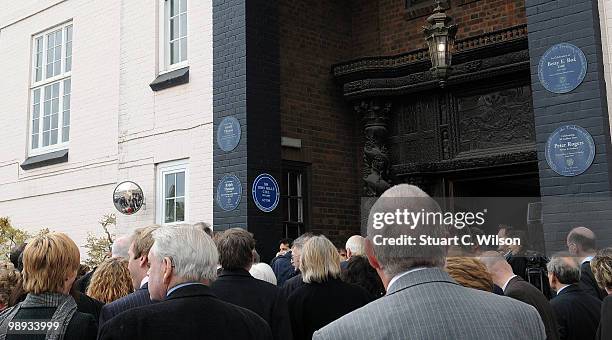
[526,0,612,252]
[351,0,527,56]
[213,0,248,231]
[214,0,282,262]
[279,0,363,246]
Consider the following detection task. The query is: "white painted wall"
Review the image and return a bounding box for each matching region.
[0,0,213,258]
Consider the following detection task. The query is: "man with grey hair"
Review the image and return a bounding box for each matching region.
[341,235,365,270]
[547,252,601,340]
[566,226,606,299]
[281,233,314,297]
[99,225,272,340]
[111,234,134,258]
[314,184,546,340]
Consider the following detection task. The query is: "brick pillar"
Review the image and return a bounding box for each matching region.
[526,0,612,252]
[213,0,282,261]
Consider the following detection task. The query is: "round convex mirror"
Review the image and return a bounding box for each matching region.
[113,181,144,215]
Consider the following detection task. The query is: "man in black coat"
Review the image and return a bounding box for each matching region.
[211,228,292,340]
[567,227,606,300]
[99,226,159,327]
[547,254,601,340]
[98,225,271,340]
[480,251,560,340]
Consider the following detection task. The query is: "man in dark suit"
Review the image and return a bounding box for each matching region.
[481,251,559,340]
[99,225,159,327]
[547,253,601,340]
[99,225,272,340]
[271,238,294,286]
[567,226,606,300]
[211,228,292,340]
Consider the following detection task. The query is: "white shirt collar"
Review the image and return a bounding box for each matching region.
[557,284,571,295]
[140,276,149,289]
[581,256,594,265]
[387,267,427,292]
[502,275,517,292]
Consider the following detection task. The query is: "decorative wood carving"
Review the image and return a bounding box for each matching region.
[332,25,528,80]
[457,85,535,152]
[354,100,393,197]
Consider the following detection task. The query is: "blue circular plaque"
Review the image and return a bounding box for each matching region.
[538,43,587,94]
[216,174,242,211]
[252,173,280,213]
[217,116,241,152]
[545,125,595,177]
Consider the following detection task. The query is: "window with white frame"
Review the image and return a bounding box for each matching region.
[160,0,187,70]
[156,160,188,224]
[30,22,72,155]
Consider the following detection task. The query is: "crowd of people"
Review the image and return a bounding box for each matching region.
[0,184,610,339]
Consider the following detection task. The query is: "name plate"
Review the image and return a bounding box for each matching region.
[252,173,280,213]
[538,43,587,94]
[545,125,595,177]
[217,116,241,152]
[216,174,242,211]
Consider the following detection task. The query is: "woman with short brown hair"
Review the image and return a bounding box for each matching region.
[0,232,96,339]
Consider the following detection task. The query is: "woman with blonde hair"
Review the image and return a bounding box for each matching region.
[591,247,612,340]
[0,232,97,339]
[288,235,372,340]
[86,257,133,303]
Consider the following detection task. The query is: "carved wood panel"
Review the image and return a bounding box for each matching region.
[456,85,535,153]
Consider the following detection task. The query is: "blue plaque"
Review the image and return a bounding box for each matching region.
[252,173,280,213]
[538,43,587,94]
[545,125,595,177]
[217,116,241,152]
[216,174,242,211]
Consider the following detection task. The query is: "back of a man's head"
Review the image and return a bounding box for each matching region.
[132,225,160,260]
[112,234,134,258]
[547,253,580,285]
[567,226,596,255]
[367,184,446,278]
[150,225,218,283]
[292,233,315,253]
[345,235,365,257]
[215,228,256,270]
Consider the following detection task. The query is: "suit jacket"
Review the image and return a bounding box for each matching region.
[550,284,601,340]
[4,304,97,340]
[580,261,606,300]
[504,276,560,340]
[98,284,272,340]
[271,251,295,286]
[98,283,153,327]
[210,269,292,340]
[281,273,304,298]
[597,295,612,340]
[74,268,95,294]
[73,291,104,321]
[313,268,546,340]
[288,278,372,340]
